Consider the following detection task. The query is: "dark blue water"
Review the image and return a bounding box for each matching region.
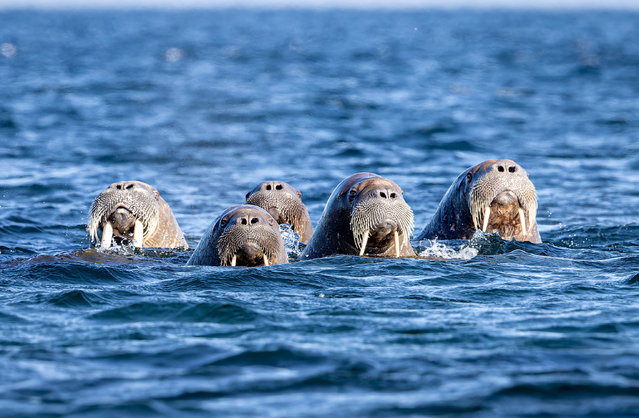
[1,9,639,416]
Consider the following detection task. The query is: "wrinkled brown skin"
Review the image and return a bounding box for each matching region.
[301,173,416,260]
[417,160,541,243]
[187,205,288,267]
[87,181,188,249]
[245,181,313,243]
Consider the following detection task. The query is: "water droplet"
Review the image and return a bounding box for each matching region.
[1,43,17,58]
[165,47,183,62]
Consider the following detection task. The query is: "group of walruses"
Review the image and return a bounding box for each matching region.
[87,159,540,266]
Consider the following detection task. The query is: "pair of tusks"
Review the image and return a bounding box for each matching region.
[358,231,401,257]
[229,254,270,267]
[480,207,528,235]
[100,219,144,249]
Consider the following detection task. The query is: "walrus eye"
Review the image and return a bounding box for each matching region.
[348,189,358,202]
[466,172,472,182]
[245,192,251,200]
[220,218,228,227]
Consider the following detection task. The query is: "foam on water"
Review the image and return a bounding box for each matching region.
[416,239,479,260]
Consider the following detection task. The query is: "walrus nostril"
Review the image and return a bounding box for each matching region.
[380,192,387,198]
[113,182,135,190]
[390,192,397,199]
[498,166,505,172]
[275,184,283,190]
[509,166,517,173]
[265,184,272,191]
[251,217,259,224]
[240,218,248,225]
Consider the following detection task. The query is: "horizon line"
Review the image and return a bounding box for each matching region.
[1,0,639,11]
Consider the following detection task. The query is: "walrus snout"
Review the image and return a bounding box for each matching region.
[109,207,136,235]
[232,241,268,266]
[492,190,518,206]
[371,219,398,236]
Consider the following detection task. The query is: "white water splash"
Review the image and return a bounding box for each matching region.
[417,240,478,260]
[279,224,303,260]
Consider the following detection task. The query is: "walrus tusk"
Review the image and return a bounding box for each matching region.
[394,231,400,257]
[519,208,527,236]
[263,254,269,266]
[101,221,113,249]
[482,207,491,232]
[133,219,144,248]
[359,232,369,256]
[230,255,237,267]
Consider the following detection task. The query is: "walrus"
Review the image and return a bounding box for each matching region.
[416,159,541,243]
[87,181,188,249]
[187,204,288,267]
[301,173,415,260]
[244,181,313,243]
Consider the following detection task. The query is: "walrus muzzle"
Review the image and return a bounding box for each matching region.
[217,224,282,267]
[87,183,160,248]
[470,166,538,240]
[350,192,414,257]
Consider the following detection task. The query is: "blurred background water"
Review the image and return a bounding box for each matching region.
[1,9,639,417]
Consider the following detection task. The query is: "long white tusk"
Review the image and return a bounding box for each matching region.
[101,221,113,249]
[359,232,369,256]
[394,231,400,257]
[263,254,270,266]
[482,207,491,232]
[230,255,237,267]
[133,219,144,248]
[519,208,527,236]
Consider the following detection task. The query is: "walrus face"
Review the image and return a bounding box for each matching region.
[341,174,414,257]
[245,181,313,243]
[87,181,161,248]
[216,206,285,267]
[464,160,538,240]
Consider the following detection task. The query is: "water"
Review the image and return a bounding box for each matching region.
[1,9,639,416]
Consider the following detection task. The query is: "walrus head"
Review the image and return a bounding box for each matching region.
[467,160,538,241]
[187,205,288,267]
[301,173,415,259]
[417,160,540,243]
[245,181,313,243]
[87,181,187,249]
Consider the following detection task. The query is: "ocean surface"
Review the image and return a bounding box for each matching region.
[1,9,639,417]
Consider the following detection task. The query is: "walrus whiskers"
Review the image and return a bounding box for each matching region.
[101,221,113,249]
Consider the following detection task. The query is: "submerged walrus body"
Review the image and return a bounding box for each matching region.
[187,205,288,267]
[301,173,415,260]
[245,181,313,243]
[417,160,541,243]
[87,181,187,249]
